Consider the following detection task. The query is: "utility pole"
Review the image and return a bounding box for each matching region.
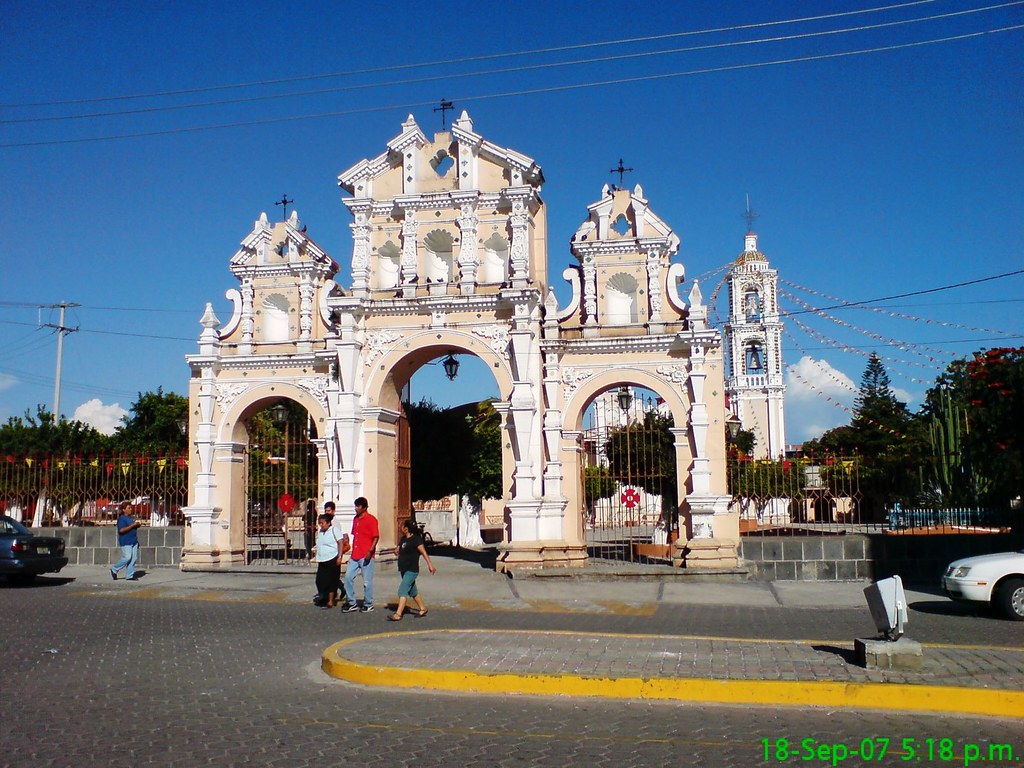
[42,301,80,420]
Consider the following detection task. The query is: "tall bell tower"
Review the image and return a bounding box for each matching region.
[724,227,786,458]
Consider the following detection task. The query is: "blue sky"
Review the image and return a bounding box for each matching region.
[2,1,1022,443]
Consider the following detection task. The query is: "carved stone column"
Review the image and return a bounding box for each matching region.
[646,247,664,332]
[349,204,371,297]
[508,194,530,289]
[400,214,419,297]
[239,280,254,354]
[455,196,479,294]
[582,257,597,337]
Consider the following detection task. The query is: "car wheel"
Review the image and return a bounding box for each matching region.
[8,573,37,586]
[995,577,1024,621]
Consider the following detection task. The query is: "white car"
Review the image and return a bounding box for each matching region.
[942,549,1024,621]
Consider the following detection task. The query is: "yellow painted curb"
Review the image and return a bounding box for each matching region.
[321,631,1024,720]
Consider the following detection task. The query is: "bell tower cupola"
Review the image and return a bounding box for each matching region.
[724,217,786,459]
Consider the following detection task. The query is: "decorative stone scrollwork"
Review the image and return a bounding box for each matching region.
[561,367,595,392]
[297,377,329,405]
[472,325,510,358]
[215,383,249,411]
[364,330,404,366]
[656,364,687,386]
[693,519,714,538]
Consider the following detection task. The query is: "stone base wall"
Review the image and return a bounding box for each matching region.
[741,532,1023,583]
[33,526,184,568]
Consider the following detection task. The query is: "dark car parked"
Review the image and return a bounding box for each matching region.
[0,514,68,584]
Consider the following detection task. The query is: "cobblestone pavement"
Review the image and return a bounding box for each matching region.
[3,565,1022,767]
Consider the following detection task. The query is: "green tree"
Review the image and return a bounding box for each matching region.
[803,354,926,520]
[0,406,109,457]
[463,401,502,503]
[604,410,677,521]
[111,388,189,454]
[406,399,472,501]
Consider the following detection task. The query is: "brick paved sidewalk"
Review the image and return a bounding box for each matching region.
[322,629,1024,719]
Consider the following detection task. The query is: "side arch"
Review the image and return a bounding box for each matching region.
[560,368,693,546]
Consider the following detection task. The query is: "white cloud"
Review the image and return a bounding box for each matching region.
[784,356,857,444]
[73,399,127,435]
[0,372,16,393]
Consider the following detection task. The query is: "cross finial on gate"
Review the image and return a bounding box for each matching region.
[434,99,454,128]
[609,158,634,188]
[275,194,294,221]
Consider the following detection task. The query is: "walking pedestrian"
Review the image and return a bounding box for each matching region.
[314,513,349,609]
[110,502,142,581]
[388,517,436,621]
[342,497,378,612]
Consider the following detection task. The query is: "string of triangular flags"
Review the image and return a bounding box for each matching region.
[5,456,188,473]
[786,314,938,385]
[785,331,909,440]
[780,287,953,367]
[780,277,1017,339]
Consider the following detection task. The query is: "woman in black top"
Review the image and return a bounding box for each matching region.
[388,518,436,621]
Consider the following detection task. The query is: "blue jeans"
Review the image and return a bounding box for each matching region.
[112,543,139,579]
[344,556,374,607]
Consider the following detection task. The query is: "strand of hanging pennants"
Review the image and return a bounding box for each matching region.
[780,287,955,367]
[5,456,188,474]
[784,330,909,440]
[707,273,730,326]
[780,277,1017,338]
[783,328,858,395]
[786,312,939,382]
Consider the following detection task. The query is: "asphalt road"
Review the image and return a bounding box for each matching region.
[3,569,1021,768]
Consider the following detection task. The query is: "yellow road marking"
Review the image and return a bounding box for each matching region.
[322,630,1024,720]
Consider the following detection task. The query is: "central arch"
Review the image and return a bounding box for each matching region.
[362,332,513,548]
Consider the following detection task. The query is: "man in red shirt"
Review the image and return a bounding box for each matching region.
[342,497,379,612]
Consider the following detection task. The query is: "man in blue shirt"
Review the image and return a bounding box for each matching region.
[111,502,142,581]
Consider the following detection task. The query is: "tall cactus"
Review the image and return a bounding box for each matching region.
[928,387,984,505]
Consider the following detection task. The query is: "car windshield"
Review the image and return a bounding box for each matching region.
[0,516,32,536]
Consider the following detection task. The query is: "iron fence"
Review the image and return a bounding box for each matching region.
[728,452,1018,536]
[0,453,188,527]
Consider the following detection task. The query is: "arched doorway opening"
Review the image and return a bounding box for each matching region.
[580,385,678,563]
[367,345,505,550]
[243,399,319,565]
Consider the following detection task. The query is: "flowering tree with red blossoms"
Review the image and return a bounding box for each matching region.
[925,347,1024,507]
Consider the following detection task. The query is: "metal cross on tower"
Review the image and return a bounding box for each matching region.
[742,194,760,233]
[275,194,294,221]
[434,99,454,128]
[609,158,634,187]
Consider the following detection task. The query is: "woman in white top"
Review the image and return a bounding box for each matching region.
[314,514,349,609]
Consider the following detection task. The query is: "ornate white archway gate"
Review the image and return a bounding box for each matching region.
[181,112,738,571]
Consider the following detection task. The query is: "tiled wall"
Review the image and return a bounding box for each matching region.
[740,532,1022,583]
[38,526,184,568]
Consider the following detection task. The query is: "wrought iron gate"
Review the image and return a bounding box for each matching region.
[581,388,676,562]
[395,407,411,537]
[244,405,319,565]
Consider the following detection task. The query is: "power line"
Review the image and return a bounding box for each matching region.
[0,0,942,109]
[782,268,1024,317]
[6,3,1017,125]
[0,319,193,342]
[4,24,1022,149]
